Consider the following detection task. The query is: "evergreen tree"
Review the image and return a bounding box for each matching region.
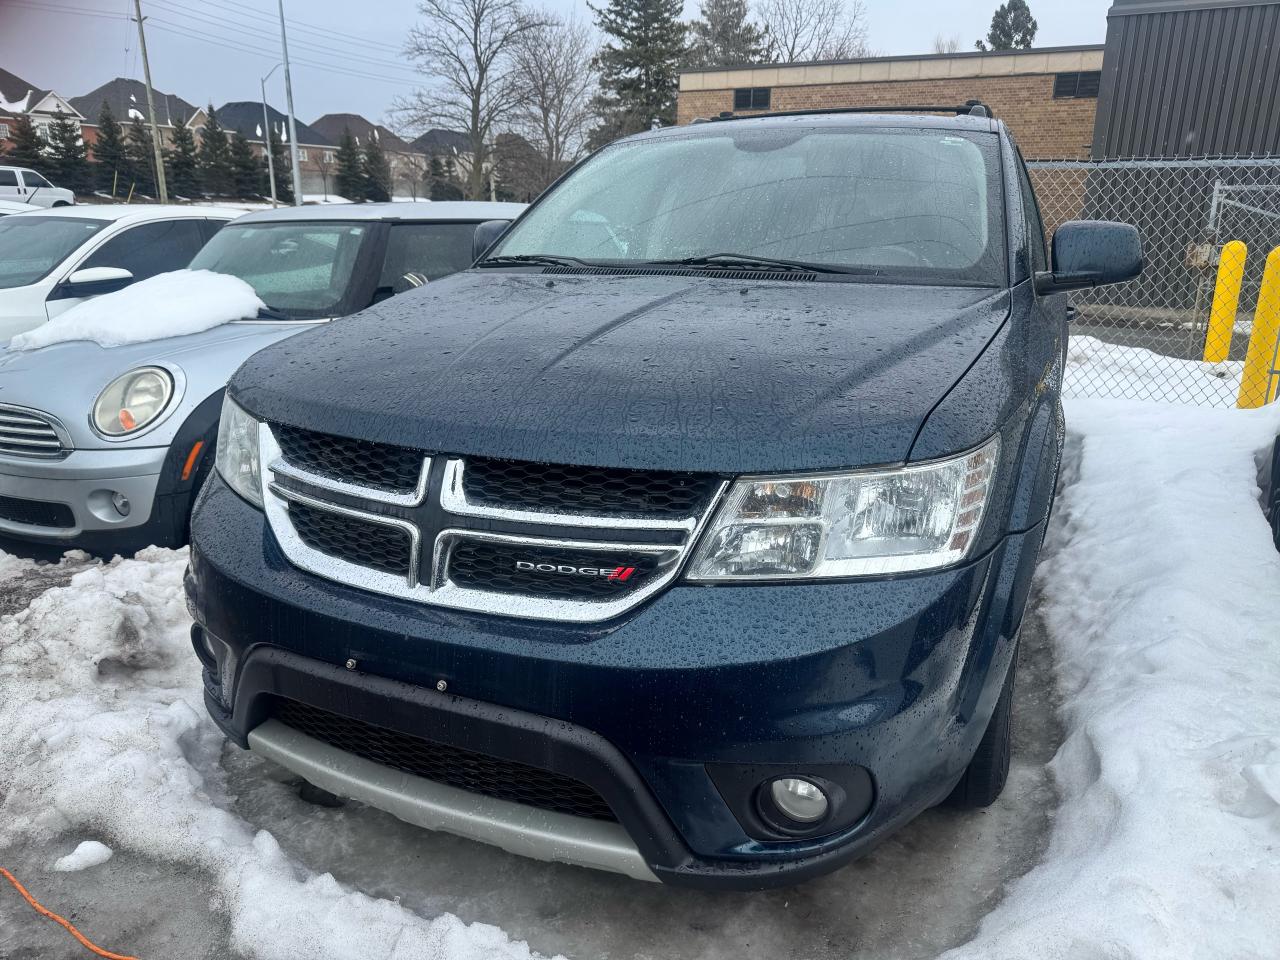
[588,0,687,147]
[687,0,768,68]
[92,102,130,196]
[361,132,392,202]
[125,115,158,196]
[334,128,366,202]
[267,130,294,204]
[197,105,234,196]
[975,0,1037,50]
[4,116,50,174]
[45,110,92,194]
[165,123,201,198]
[230,133,264,198]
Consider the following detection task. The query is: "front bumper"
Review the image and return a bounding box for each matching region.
[188,475,1044,888]
[0,445,168,547]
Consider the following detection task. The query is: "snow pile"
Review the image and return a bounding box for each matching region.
[0,547,559,960]
[1065,335,1243,404]
[53,840,113,872]
[7,269,265,351]
[946,399,1280,960]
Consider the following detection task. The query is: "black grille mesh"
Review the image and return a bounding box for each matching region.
[463,457,719,517]
[448,540,660,600]
[274,424,425,491]
[0,494,75,529]
[272,699,616,821]
[288,502,411,577]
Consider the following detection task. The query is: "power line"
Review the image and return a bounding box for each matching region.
[145,0,419,75]
[197,0,404,54]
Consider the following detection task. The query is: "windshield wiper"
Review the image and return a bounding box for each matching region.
[651,253,879,275]
[256,306,291,320]
[474,253,597,268]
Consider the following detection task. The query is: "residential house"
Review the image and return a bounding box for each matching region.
[310,113,430,198]
[0,67,83,151]
[214,101,335,197]
[70,77,200,152]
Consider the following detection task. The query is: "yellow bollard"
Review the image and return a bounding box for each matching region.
[1204,240,1247,363]
[1238,245,1280,408]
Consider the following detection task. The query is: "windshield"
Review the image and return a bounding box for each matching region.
[0,216,106,290]
[188,221,368,318]
[492,125,1005,284]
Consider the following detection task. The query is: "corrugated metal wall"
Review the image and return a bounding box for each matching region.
[1092,0,1280,158]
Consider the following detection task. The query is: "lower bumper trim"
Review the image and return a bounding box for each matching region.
[248,718,659,883]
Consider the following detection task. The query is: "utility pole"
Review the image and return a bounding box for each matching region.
[261,64,282,208]
[131,0,168,202]
[276,0,304,205]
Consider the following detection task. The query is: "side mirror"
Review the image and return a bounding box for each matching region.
[55,266,135,299]
[1034,221,1142,295]
[472,220,511,262]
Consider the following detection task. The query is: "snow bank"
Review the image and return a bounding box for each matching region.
[945,399,1280,960]
[0,547,560,960]
[1065,335,1243,405]
[7,269,265,351]
[53,840,113,872]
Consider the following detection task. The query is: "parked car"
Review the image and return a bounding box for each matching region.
[187,106,1140,888]
[0,201,524,554]
[0,204,241,341]
[0,199,38,217]
[0,165,76,207]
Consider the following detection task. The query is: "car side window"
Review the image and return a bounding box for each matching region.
[1016,158,1048,273]
[378,222,478,295]
[0,170,17,187]
[22,170,53,189]
[80,219,208,281]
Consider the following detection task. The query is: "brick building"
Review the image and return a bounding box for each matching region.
[676,45,1105,159]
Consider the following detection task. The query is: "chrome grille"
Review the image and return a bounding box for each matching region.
[0,404,70,459]
[259,421,725,623]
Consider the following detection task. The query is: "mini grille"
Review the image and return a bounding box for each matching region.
[463,457,719,517]
[274,424,425,491]
[272,699,616,821]
[0,408,65,459]
[0,494,74,529]
[287,502,411,577]
[448,540,661,600]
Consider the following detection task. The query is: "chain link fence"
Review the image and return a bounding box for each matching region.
[1027,157,1280,406]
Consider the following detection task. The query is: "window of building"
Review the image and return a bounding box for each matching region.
[1053,71,1101,99]
[323,151,335,163]
[0,123,10,139]
[733,87,771,111]
[296,148,308,161]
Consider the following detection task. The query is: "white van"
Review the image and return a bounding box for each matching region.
[0,165,76,208]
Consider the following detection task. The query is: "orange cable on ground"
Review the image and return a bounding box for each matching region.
[0,866,140,960]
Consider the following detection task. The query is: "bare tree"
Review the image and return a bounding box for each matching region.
[509,15,597,195]
[757,0,871,63]
[931,33,961,54]
[393,0,547,199]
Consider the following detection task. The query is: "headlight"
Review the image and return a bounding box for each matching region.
[215,394,263,508]
[91,366,174,437]
[686,437,999,581]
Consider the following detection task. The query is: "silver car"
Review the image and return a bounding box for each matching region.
[0,201,524,553]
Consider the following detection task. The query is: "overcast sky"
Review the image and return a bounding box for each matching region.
[2,0,1112,131]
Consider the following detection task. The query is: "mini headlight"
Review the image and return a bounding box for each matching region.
[91,366,174,437]
[214,394,263,508]
[686,436,999,581]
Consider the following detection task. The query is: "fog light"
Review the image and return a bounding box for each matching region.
[111,492,131,517]
[770,778,829,824]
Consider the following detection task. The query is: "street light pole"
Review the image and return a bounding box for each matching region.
[131,0,168,202]
[276,0,304,205]
[260,64,282,208]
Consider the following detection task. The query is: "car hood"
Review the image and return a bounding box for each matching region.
[0,320,320,448]
[233,272,1010,473]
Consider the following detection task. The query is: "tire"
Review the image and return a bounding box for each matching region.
[52,201,71,207]
[945,656,1015,809]
[1269,439,1280,552]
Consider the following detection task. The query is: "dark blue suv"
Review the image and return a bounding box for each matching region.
[186,106,1141,888]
